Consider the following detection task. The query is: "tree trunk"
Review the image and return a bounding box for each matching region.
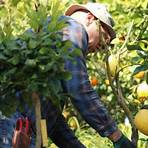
[32,92,42,148]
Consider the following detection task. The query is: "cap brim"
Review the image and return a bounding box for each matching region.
[65,4,87,16]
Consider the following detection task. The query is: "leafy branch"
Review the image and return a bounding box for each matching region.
[104,22,139,145]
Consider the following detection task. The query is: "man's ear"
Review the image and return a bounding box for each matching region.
[86,12,95,24]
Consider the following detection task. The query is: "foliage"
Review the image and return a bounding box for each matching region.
[86,0,148,122]
[63,0,148,145]
[0,0,148,146]
[71,0,148,145]
[0,0,80,115]
[49,123,148,148]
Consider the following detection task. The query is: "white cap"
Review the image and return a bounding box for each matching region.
[65,3,116,40]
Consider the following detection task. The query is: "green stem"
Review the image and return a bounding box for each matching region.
[119,20,134,54]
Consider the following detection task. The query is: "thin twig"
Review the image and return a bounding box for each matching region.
[119,20,134,54]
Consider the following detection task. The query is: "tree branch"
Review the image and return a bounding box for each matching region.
[115,77,138,145]
[105,53,138,146]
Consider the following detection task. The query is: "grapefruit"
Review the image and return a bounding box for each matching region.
[134,108,148,136]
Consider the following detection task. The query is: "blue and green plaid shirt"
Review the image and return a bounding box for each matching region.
[61,16,118,137]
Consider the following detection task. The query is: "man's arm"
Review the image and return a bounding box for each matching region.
[62,16,118,137]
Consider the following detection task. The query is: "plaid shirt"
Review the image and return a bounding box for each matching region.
[0,16,117,148]
[61,16,118,137]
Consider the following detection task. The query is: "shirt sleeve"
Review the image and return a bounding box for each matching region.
[62,17,118,137]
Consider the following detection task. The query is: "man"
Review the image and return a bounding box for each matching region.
[42,2,135,148]
[0,2,135,148]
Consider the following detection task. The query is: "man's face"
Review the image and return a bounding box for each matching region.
[86,13,111,52]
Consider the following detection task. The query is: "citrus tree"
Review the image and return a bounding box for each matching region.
[62,0,148,147]
[85,0,148,146]
[60,0,148,147]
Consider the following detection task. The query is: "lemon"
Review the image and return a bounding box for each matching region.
[68,116,79,130]
[105,79,110,85]
[108,54,118,76]
[137,82,148,99]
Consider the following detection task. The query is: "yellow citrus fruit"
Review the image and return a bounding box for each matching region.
[68,116,79,130]
[90,78,99,86]
[137,82,148,99]
[134,109,148,136]
[108,54,118,76]
[134,71,145,79]
[69,120,77,129]
[105,79,110,85]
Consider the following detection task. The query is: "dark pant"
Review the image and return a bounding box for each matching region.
[48,115,85,148]
[41,100,85,148]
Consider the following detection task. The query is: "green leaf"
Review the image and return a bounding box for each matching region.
[11,0,20,6]
[8,54,20,65]
[133,64,148,75]
[136,50,148,58]
[39,47,49,55]
[6,40,18,50]
[60,71,72,80]
[127,44,143,51]
[6,67,17,76]
[21,30,35,40]
[44,62,54,72]
[0,95,19,115]
[131,56,141,63]
[146,71,148,84]
[49,79,61,94]
[0,53,7,60]
[3,25,13,38]
[70,48,82,57]
[39,64,46,72]
[27,81,38,92]
[25,59,37,67]
[28,39,38,49]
